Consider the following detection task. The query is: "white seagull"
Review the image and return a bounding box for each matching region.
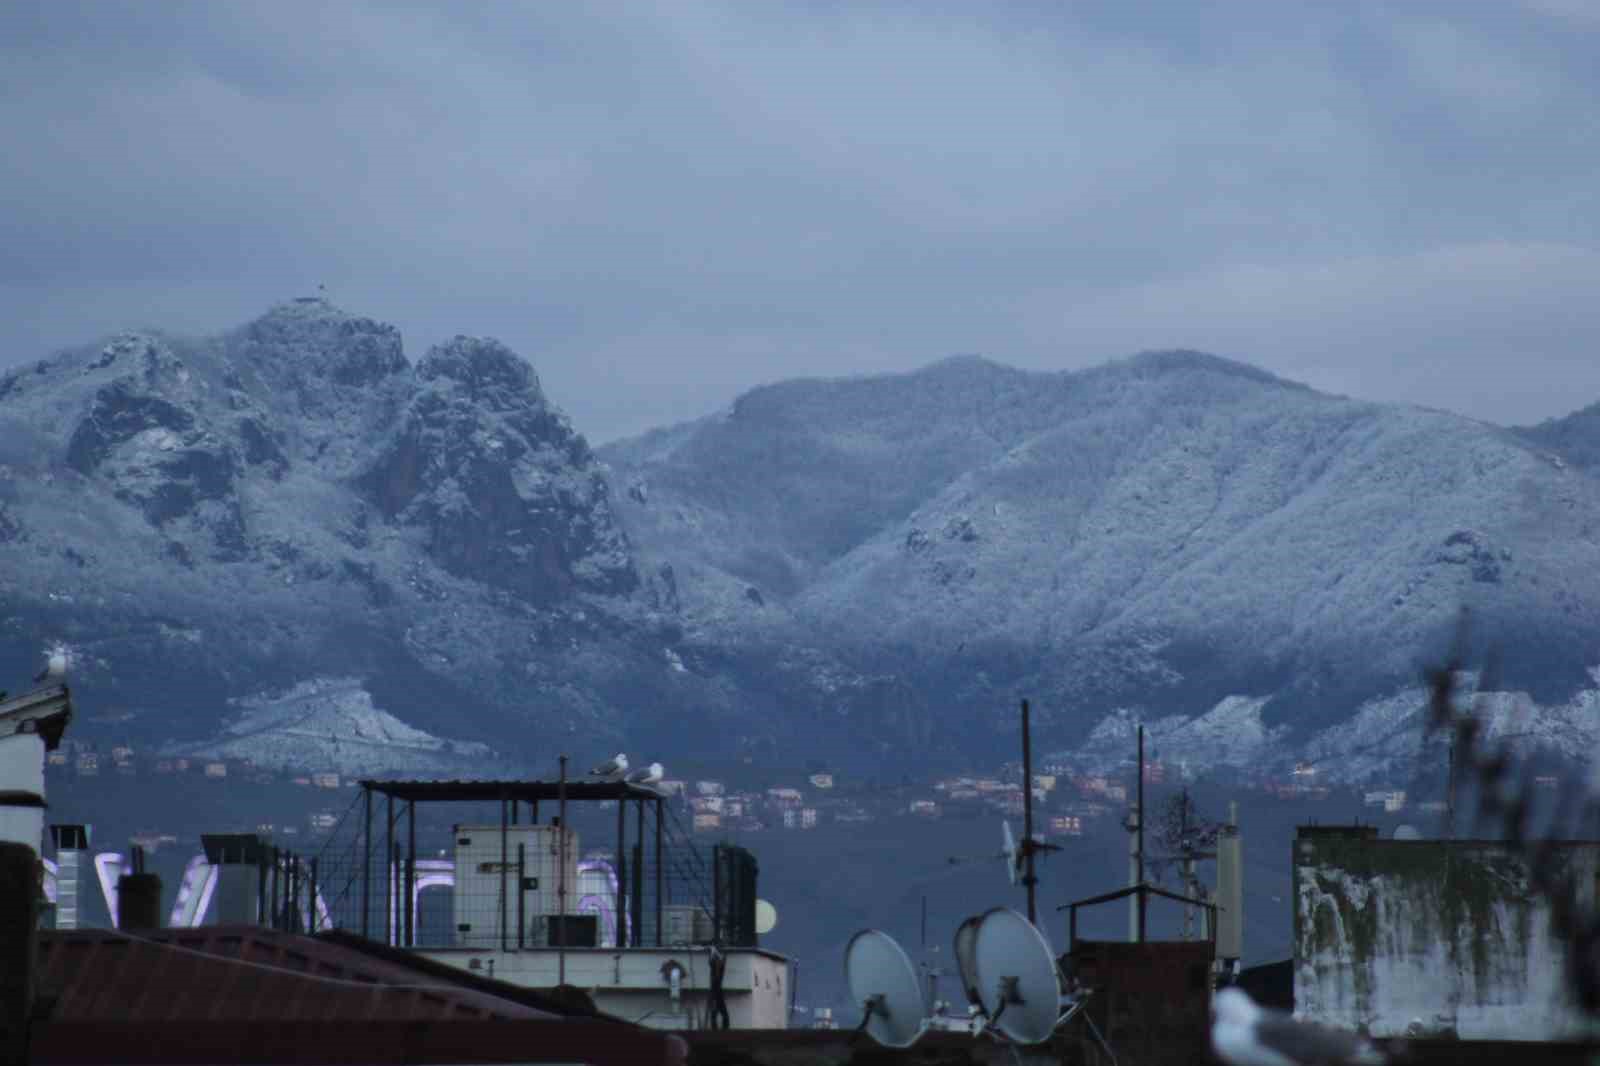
[626,762,664,788]
[1212,988,1386,1066]
[589,752,629,779]
[33,644,69,685]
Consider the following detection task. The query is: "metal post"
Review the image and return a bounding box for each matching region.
[532,799,539,824]
[655,797,664,947]
[384,792,394,945]
[713,844,722,944]
[1022,698,1037,926]
[361,787,372,940]
[499,791,509,952]
[635,800,646,944]
[517,843,526,950]
[405,801,416,948]
[558,755,568,985]
[270,847,280,931]
[257,848,268,927]
[1137,724,1147,944]
[615,791,628,948]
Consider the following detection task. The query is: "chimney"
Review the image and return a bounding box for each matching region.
[117,846,162,931]
[0,841,40,1065]
[48,824,89,930]
[201,834,266,925]
[1215,801,1243,966]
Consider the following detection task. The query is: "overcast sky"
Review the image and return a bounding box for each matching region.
[3,2,1597,442]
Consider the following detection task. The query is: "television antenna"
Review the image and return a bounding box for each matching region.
[843,929,928,1048]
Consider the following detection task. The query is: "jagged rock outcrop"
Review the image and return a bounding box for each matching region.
[361,336,634,602]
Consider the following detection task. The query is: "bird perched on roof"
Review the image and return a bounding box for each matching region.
[33,644,68,685]
[626,762,664,789]
[589,752,629,779]
[1212,987,1386,1066]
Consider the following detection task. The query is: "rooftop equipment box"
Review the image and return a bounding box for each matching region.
[452,824,577,950]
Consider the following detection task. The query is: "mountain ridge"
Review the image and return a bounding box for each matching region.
[5,302,1600,782]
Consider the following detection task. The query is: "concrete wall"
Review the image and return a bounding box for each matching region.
[418,946,790,1030]
[1293,829,1598,1039]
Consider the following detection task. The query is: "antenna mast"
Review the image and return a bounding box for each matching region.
[1021,699,1037,925]
[1136,724,1146,942]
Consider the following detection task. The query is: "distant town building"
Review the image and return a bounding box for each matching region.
[691,795,724,814]
[312,772,340,789]
[692,813,721,833]
[800,808,818,829]
[808,773,834,790]
[1032,774,1057,792]
[723,800,744,818]
[309,811,338,830]
[767,787,803,809]
[910,800,940,817]
[47,751,68,767]
[695,781,725,797]
[76,752,99,776]
[781,810,797,829]
[1050,815,1084,836]
[112,745,135,763]
[204,762,227,779]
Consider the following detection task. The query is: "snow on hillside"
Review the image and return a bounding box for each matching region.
[167,677,501,777]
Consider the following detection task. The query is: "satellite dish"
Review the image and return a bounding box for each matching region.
[1001,821,1019,886]
[1393,824,1422,841]
[973,907,1061,1045]
[952,914,985,1010]
[844,929,926,1048]
[755,899,778,934]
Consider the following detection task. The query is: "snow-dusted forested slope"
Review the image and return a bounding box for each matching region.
[4,301,1599,779]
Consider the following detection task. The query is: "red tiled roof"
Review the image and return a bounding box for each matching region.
[37,926,557,1023]
[31,926,688,1065]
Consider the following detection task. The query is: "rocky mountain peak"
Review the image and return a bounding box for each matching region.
[234,298,408,391]
[417,335,547,412]
[360,335,634,602]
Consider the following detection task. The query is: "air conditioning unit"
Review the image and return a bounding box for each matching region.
[662,904,714,945]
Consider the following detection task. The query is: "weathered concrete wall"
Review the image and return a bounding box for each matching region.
[1293,829,1599,1039]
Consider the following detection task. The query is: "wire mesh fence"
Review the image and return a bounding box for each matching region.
[289,780,735,952]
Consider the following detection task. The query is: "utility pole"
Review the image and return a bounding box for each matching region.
[558,755,568,987]
[1021,699,1037,926]
[1136,725,1146,943]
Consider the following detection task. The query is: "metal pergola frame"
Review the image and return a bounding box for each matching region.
[357,779,668,951]
[1058,882,1219,950]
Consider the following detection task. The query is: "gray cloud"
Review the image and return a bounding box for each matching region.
[2,1,1596,440]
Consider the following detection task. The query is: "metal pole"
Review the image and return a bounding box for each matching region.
[1022,698,1036,926]
[385,792,394,945]
[518,843,527,950]
[361,787,372,939]
[1137,724,1146,944]
[257,848,268,927]
[632,839,644,950]
[406,801,416,948]
[713,844,722,944]
[499,791,509,952]
[655,797,664,947]
[616,790,628,948]
[558,755,568,985]
[270,846,280,931]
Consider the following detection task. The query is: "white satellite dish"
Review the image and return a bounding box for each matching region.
[755,898,778,934]
[1001,821,1019,886]
[1393,824,1422,840]
[953,914,985,1011]
[844,929,927,1048]
[973,906,1061,1045]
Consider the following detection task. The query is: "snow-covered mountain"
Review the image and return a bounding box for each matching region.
[5,302,1599,781]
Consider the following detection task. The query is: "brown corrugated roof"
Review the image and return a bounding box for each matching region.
[37,926,558,1023]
